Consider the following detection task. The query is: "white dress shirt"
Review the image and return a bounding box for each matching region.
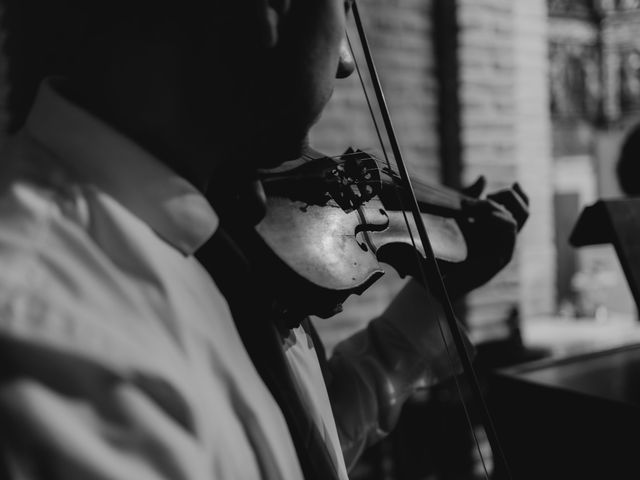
[0,80,312,479]
[0,78,465,480]
[283,326,349,479]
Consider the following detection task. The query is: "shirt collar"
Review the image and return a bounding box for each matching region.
[24,79,218,255]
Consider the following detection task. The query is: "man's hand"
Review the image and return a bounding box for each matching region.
[442,178,529,299]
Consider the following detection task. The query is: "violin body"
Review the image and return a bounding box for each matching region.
[256,195,386,292]
[257,195,467,291]
[243,148,468,321]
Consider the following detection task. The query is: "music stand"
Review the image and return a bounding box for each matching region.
[570,198,640,315]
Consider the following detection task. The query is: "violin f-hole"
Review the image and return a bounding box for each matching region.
[354,207,389,252]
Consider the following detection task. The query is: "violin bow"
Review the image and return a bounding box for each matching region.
[350,2,512,478]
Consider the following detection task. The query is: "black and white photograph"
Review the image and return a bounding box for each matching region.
[0,1,639,479]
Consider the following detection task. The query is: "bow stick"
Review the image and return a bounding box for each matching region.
[350,2,512,478]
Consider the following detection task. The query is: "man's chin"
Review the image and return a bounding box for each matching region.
[254,136,309,169]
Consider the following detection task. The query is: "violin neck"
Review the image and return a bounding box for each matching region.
[379,175,475,217]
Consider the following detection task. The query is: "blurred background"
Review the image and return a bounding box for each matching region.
[3,0,640,478]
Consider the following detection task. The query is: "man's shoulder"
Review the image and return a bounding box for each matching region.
[0,133,90,236]
[0,176,187,378]
[0,163,139,344]
[0,144,94,286]
[0,134,152,296]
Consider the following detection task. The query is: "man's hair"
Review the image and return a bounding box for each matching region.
[1,1,94,131]
[0,0,181,133]
[617,123,640,196]
[1,1,263,134]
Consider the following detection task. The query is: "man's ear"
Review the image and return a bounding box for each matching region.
[258,0,290,48]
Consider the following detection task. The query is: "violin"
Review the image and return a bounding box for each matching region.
[250,145,473,320]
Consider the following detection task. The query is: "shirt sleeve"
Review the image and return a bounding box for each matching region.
[322,279,475,471]
[0,310,208,480]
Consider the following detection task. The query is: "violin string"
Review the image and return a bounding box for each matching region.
[354,182,465,208]
[263,160,465,208]
[339,170,471,206]
[298,144,472,206]
[372,166,470,202]
[363,174,467,200]
[328,164,470,206]
[320,151,475,203]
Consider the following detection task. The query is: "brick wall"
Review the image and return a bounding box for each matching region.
[459,0,554,338]
[513,0,555,320]
[458,0,519,340]
[458,0,555,340]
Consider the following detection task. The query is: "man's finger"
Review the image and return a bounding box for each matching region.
[485,198,519,230]
[461,175,486,199]
[461,199,518,238]
[512,182,529,206]
[486,189,529,231]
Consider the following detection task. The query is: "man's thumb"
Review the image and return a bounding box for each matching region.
[461,175,486,198]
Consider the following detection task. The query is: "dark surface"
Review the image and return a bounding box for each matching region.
[510,345,640,404]
[570,198,640,314]
[489,343,640,480]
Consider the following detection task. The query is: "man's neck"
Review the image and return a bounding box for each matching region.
[63,78,220,193]
[63,22,226,194]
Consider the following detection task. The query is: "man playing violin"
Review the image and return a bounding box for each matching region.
[0,1,528,479]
